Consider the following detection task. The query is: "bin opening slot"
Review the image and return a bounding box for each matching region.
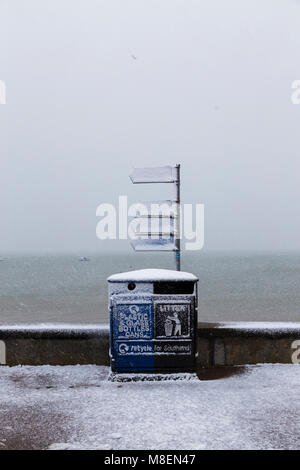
[153,281,194,295]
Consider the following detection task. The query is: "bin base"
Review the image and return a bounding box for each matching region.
[108,372,199,382]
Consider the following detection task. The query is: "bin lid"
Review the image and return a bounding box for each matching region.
[107,268,198,283]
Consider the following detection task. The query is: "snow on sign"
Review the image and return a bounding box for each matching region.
[129,166,178,184]
[130,237,176,252]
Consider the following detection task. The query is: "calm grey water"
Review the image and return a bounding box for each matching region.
[0,252,299,324]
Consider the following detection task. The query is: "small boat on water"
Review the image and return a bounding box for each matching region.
[79,257,89,262]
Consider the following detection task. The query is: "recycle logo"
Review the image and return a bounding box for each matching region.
[119,343,129,354]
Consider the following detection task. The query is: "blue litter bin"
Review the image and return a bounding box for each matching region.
[108,269,198,373]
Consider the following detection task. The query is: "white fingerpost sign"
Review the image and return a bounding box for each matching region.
[129,166,178,184]
[129,164,181,271]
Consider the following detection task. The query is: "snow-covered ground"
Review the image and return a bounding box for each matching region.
[0,364,299,450]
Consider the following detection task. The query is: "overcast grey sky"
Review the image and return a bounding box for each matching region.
[0,0,300,253]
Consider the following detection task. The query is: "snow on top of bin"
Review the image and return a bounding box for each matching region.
[107,268,198,282]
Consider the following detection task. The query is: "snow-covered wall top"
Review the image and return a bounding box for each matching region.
[0,323,109,339]
[107,268,198,283]
[0,322,299,340]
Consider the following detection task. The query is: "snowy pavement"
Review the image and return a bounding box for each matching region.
[0,364,299,450]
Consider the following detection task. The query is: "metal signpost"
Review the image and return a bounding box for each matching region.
[107,164,200,377]
[129,164,181,271]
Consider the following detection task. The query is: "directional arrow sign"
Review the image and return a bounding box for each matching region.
[130,237,177,252]
[134,200,177,218]
[132,216,175,238]
[129,166,178,184]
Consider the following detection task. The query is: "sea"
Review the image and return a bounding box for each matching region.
[0,251,299,324]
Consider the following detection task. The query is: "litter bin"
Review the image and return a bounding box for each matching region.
[108,269,198,373]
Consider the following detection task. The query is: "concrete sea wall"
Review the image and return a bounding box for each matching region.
[0,322,299,366]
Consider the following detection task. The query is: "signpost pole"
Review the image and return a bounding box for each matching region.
[174,164,181,271]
